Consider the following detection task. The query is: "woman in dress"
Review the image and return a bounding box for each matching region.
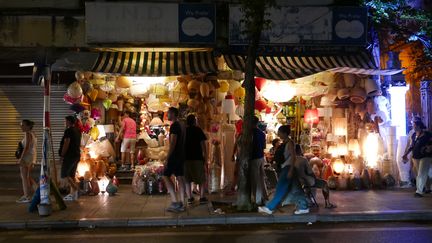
[16,119,37,203]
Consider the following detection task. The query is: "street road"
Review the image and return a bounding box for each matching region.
[1,222,431,243]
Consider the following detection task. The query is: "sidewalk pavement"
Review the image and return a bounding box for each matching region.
[1,185,432,229]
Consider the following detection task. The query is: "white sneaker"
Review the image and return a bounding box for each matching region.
[258,206,273,215]
[63,194,75,201]
[294,208,310,215]
[16,196,30,203]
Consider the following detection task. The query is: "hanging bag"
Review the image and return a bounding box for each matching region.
[15,141,24,159]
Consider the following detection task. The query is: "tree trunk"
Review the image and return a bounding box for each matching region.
[236,8,265,211]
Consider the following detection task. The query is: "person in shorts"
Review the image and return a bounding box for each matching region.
[116,111,137,171]
[59,116,82,201]
[163,107,186,212]
[184,114,208,205]
[16,119,37,203]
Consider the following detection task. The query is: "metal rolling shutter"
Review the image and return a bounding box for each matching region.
[0,85,73,164]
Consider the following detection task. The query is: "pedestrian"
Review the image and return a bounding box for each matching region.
[184,114,208,205]
[411,120,432,197]
[163,107,187,212]
[59,116,82,201]
[116,111,137,171]
[402,116,422,187]
[294,144,336,209]
[258,125,309,215]
[250,116,268,205]
[16,119,37,203]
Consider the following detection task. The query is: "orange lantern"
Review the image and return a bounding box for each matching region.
[304,109,319,124]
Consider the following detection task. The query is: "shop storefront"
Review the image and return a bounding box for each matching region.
[47,2,405,195]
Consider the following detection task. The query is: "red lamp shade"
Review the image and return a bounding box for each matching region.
[255,99,267,111]
[304,109,319,124]
[254,77,267,91]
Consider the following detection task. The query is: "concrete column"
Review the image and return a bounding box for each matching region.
[420,81,432,130]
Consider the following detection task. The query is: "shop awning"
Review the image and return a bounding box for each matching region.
[223,51,402,80]
[91,51,218,76]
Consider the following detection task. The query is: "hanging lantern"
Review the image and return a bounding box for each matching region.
[90,126,100,141]
[363,133,379,168]
[228,80,241,94]
[100,81,115,92]
[218,80,229,93]
[116,76,132,88]
[187,80,201,94]
[81,81,93,95]
[102,99,112,110]
[233,87,246,99]
[337,143,348,156]
[255,77,267,91]
[334,117,347,136]
[261,81,296,102]
[304,109,319,124]
[348,139,361,157]
[67,81,83,98]
[63,93,79,105]
[91,108,101,120]
[222,94,236,114]
[333,158,345,174]
[328,145,338,157]
[88,89,99,101]
[255,99,267,112]
[75,71,85,82]
[236,105,244,117]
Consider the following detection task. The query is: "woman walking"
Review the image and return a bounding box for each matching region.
[16,119,37,203]
[258,125,309,215]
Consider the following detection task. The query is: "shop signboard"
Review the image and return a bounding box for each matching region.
[179,4,216,44]
[229,5,366,46]
[86,2,215,44]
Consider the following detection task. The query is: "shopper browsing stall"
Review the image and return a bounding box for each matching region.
[163,107,187,212]
[184,114,208,204]
[59,116,82,201]
[116,111,137,171]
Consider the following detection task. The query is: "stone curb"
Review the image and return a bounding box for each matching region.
[1,211,432,230]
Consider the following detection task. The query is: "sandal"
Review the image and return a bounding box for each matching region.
[325,203,337,209]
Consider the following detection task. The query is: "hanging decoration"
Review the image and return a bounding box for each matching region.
[67,81,83,99]
[218,80,229,93]
[304,109,319,124]
[261,81,296,102]
[254,77,267,91]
